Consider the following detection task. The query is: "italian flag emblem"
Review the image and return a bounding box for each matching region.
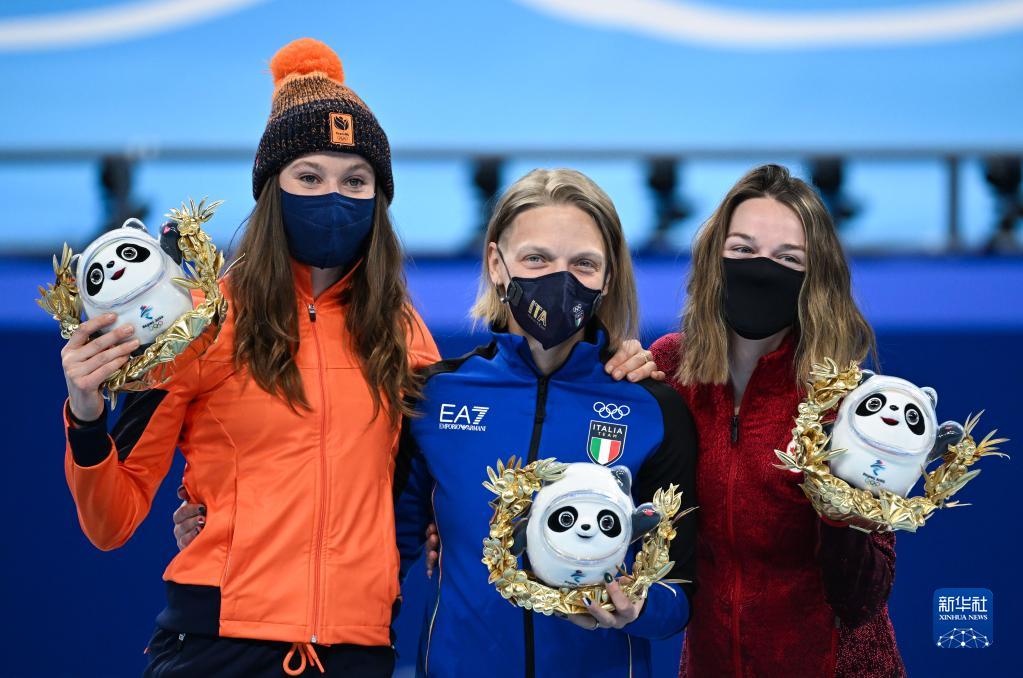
[588,420,627,465]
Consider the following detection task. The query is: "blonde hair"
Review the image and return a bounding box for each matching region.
[677,163,877,386]
[470,168,639,351]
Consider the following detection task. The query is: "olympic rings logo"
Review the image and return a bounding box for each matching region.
[593,402,630,420]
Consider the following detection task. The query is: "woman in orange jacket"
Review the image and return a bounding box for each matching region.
[59,39,440,677]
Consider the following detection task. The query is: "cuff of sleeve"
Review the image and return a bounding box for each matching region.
[818,519,871,564]
[624,582,689,640]
[65,400,113,468]
[820,516,851,529]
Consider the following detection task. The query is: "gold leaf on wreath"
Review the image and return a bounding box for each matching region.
[774,359,1009,533]
[481,457,692,616]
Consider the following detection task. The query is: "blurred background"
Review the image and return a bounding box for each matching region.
[3,1,1021,676]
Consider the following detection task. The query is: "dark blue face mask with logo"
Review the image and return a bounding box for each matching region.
[280,189,375,269]
[497,248,604,350]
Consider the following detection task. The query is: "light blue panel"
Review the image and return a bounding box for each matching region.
[839,160,948,251]
[0,163,103,253]
[133,159,254,250]
[959,158,1003,250]
[390,159,477,254]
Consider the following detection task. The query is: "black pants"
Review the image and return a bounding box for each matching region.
[143,626,395,678]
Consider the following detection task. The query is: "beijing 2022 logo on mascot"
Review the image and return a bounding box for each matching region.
[75,218,194,344]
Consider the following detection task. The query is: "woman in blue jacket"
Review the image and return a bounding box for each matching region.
[394,168,698,678]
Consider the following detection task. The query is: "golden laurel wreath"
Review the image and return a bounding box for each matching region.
[36,198,229,407]
[482,456,694,616]
[774,358,1009,533]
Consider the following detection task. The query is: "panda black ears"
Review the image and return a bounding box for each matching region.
[159,221,183,265]
[630,503,661,542]
[609,466,632,494]
[928,421,965,463]
[860,370,875,383]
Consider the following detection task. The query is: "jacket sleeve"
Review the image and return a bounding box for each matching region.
[393,406,436,582]
[63,363,199,551]
[407,307,441,370]
[648,333,683,380]
[394,308,440,574]
[816,522,896,628]
[623,382,699,640]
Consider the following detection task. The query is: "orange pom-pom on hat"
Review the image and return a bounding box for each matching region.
[253,38,393,202]
[270,37,345,87]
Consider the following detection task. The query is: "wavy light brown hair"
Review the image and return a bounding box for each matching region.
[228,180,422,424]
[677,163,877,386]
[470,168,639,351]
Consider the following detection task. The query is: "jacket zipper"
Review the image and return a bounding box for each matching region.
[308,301,329,643]
[727,386,752,676]
[526,377,549,464]
[523,376,550,678]
[423,487,442,674]
[727,409,742,676]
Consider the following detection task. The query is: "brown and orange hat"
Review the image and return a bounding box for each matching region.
[252,38,394,202]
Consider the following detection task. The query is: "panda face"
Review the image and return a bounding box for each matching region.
[848,386,935,455]
[540,495,628,563]
[82,237,161,306]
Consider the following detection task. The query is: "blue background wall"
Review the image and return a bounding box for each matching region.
[2,1,1022,676]
[6,256,1021,677]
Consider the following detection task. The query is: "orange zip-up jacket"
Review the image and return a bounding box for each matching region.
[63,262,440,647]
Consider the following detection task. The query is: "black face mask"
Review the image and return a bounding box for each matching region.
[722,256,805,340]
[498,249,604,350]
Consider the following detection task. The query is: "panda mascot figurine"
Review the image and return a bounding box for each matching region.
[73,218,194,346]
[510,463,662,588]
[828,372,964,497]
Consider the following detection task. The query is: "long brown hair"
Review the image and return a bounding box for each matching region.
[677,163,877,386]
[470,168,639,351]
[229,179,422,424]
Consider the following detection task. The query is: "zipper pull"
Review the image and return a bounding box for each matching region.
[307,303,316,322]
[731,414,739,443]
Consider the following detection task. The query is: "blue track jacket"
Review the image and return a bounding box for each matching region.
[395,324,698,678]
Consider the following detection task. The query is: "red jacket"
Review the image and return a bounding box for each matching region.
[650,333,904,678]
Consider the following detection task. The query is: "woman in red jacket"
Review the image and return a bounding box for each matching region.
[648,164,903,677]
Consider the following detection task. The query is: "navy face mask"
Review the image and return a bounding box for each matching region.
[280,189,375,269]
[498,249,604,350]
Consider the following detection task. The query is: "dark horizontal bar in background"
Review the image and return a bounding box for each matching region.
[11,256,1023,333]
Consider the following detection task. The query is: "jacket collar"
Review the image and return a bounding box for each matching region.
[743,330,799,396]
[290,257,363,308]
[490,319,610,381]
